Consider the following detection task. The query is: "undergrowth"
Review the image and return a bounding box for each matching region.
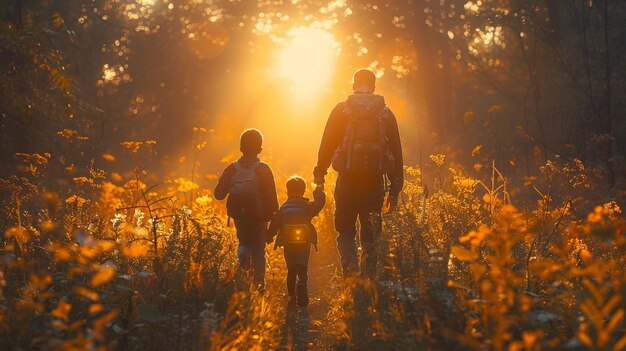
[1,153,624,350]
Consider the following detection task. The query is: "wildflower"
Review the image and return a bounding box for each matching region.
[181,206,193,218]
[121,141,142,153]
[111,213,126,230]
[73,177,93,186]
[134,209,145,227]
[174,177,199,192]
[195,194,213,206]
[65,194,88,206]
[429,154,446,167]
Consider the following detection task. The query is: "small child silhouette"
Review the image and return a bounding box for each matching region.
[267,176,325,307]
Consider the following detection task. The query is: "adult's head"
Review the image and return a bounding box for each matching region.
[240,128,263,156]
[352,68,376,94]
[286,175,306,197]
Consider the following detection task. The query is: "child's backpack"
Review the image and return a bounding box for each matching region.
[274,200,318,251]
[226,161,263,220]
[332,94,395,174]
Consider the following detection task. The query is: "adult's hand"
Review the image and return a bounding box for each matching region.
[384,195,399,214]
[313,176,325,186]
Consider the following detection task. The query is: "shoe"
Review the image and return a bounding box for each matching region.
[296,285,309,307]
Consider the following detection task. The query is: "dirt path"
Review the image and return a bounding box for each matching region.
[277,244,341,351]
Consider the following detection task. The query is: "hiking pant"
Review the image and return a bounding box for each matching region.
[234,219,267,287]
[334,173,385,278]
[284,243,310,296]
[286,264,308,296]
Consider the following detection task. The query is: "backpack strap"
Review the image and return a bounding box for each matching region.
[233,160,262,171]
[342,101,357,170]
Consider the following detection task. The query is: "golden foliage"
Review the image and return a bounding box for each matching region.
[174,177,199,192]
[429,153,446,167]
[102,153,116,162]
[90,265,116,287]
[51,299,72,322]
[121,243,149,257]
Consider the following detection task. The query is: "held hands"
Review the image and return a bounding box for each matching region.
[314,183,325,193]
[313,176,325,186]
[383,194,399,214]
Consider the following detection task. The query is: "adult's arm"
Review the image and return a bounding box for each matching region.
[313,102,346,181]
[386,109,404,197]
[214,163,235,200]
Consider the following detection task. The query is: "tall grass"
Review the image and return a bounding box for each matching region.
[1,154,624,350]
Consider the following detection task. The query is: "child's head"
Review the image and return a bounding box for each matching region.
[240,129,263,156]
[286,176,306,197]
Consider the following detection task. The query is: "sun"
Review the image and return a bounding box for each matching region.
[275,26,339,96]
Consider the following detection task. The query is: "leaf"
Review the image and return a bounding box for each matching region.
[89,303,104,315]
[614,334,626,351]
[451,246,478,261]
[52,12,65,28]
[582,279,604,305]
[74,286,99,301]
[487,104,502,113]
[102,153,116,162]
[606,308,624,335]
[470,262,487,280]
[5,227,31,252]
[91,265,116,287]
[93,310,119,331]
[51,298,72,322]
[471,145,482,157]
[122,243,149,258]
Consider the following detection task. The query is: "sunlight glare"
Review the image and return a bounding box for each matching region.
[275,26,339,97]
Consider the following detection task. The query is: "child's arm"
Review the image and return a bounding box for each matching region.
[213,163,235,200]
[308,185,326,217]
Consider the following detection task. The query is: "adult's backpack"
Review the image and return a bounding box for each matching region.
[332,94,395,174]
[226,161,263,220]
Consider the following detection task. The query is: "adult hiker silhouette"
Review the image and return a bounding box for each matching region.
[313,68,404,279]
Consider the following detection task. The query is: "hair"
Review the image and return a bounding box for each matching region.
[240,129,263,155]
[286,176,306,197]
[352,68,376,92]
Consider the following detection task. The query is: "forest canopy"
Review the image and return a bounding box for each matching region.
[2,0,624,193]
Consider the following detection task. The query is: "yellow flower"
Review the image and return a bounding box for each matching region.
[429,154,446,167]
[174,177,199,192]
[195,195,213,206]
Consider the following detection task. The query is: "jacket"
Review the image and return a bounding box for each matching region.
[313,93,404,197]
[214,155,279,221]
[267,188,326,250]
